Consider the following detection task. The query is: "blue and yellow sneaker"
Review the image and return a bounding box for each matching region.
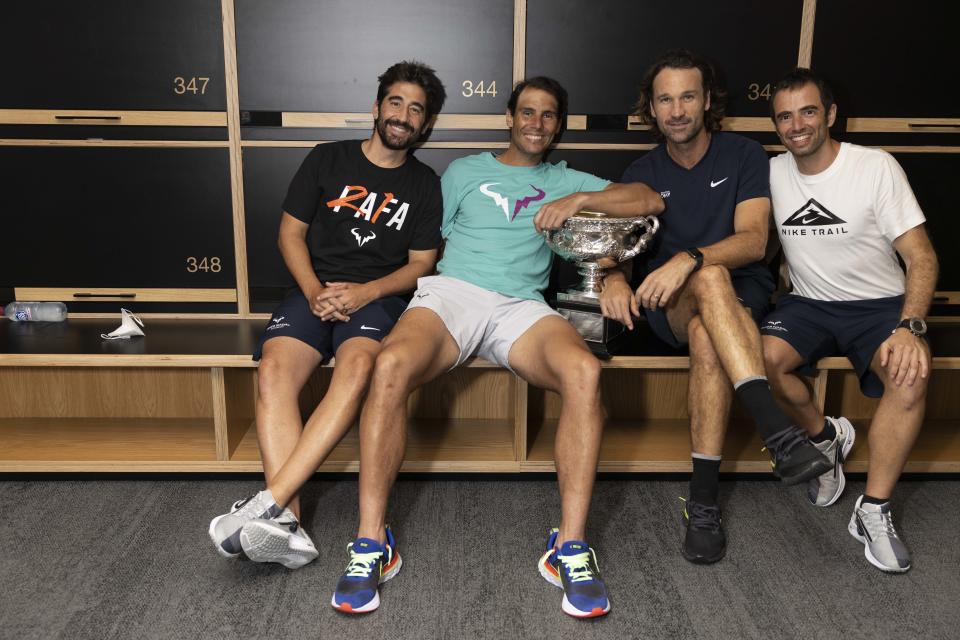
[537,528,610,618]
[330,526,402,614]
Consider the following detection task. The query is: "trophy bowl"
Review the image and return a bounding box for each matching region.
[543,211,659,358]
[543,211,659,301]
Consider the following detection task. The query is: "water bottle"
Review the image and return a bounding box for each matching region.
[3,302,68,322]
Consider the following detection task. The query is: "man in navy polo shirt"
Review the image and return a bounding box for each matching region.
[599,50,830,564]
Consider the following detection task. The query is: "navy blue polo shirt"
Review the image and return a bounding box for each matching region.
[621,132,771,283]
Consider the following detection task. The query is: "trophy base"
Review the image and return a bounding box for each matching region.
[555,298,628,359]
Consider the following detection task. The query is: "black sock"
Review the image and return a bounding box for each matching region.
[734,377,793,441]
[862,494,890,506]
[810,419,836,444]
[690,456,721,506]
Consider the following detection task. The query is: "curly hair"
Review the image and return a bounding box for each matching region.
[376,60,447,121]
[634,49,727,139]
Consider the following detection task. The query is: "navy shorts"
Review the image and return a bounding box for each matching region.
[760,294,905,398]
[253,290,408,363]
[643,270,775,349]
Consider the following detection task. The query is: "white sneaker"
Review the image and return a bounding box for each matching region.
[208,490,282,558]
[808,417,856,507]
[240,508,319,569]
[848,495,912,573]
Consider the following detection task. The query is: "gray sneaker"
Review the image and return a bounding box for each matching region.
[847,495,911,573]
[240,508,319,569]
[208,490,282,558]
[808,417,856,507]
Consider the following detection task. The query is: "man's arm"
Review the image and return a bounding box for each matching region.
[278,212,346,320]
[895,224,938,320]
[533,182,665,232]
[877,224,939,386]
[317,248,438,320]
[633,196,769,310]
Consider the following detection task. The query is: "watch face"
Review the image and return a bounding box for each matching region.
[909,318,927,335]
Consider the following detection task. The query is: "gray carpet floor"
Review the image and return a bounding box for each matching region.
[1,476,957,640]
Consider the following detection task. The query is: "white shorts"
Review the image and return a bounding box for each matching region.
[406,275,561,370]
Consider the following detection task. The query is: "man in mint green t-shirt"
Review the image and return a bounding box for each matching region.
[350,77,663,619]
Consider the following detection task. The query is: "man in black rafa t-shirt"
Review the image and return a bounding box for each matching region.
[208,62,446,590]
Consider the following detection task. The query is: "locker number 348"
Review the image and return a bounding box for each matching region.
[186,256,221,273]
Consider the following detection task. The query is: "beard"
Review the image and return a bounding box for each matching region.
[658,116,705,145]
[375,116,420,150]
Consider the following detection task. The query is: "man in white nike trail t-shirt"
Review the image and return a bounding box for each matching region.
[762,68,939,573]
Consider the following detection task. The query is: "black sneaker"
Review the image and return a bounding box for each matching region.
[681,498,726,564]
[763,425,833,485]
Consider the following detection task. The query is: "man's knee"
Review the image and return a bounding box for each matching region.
[881,376,928,413]
[334,344,377,384]
[762,337,792,377]
[557,350,602,396]
[257,353,300,399]
[369,343,417,392]
[691,264,732,299]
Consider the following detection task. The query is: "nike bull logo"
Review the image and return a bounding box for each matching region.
[351,228,376,247]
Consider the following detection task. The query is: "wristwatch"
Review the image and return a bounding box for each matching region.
[684,247,704,272]
[894,317,927,337]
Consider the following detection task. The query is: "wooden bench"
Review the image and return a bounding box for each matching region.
[1,317,958,473]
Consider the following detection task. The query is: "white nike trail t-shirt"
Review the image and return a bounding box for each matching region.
[769,143,925,301]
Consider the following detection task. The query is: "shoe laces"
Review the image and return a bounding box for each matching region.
[681,498,722,532]
[858,507,900,541]
[761,425,808,458]
[557,549,598,583]
[273,515,299,533]
[344,545,384,578]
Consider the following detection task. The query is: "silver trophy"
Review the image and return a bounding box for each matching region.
[544,211,659,356]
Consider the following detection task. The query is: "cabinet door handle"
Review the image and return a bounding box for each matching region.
[55,115,122,121]
[73,292,136,298]
[908,122,960,129]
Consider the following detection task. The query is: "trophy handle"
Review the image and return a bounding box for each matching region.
[619,216,660,261]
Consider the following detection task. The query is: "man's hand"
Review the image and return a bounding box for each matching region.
[878,329,930,387]
[533,192,588,233]
[634,252,696,310]
[303,282,348,321]
[599,274,639,330]
[315,282,377,321]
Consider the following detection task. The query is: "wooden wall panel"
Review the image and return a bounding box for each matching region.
[235,0,514,114]
[0,368,211,418]
[526,0,804,118]
[0,0,226,111]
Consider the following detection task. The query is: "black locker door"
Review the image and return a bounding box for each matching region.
[891,153,959,293]
[526,0,803,118]
[1,0,226,111]
[0,146,235,290]
[235,0,514,114]
[812,1,956,118]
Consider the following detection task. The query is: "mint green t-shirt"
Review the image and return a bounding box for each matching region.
[438,153,610,301]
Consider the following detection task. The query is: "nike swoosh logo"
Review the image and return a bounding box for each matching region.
[416,293,429,299]
[801,215,821,224]
[360,325,381,331]
[710,178,728,188]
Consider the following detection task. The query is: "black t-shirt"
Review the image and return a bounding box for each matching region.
[621,132,772,284]
[282,140,442,284]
